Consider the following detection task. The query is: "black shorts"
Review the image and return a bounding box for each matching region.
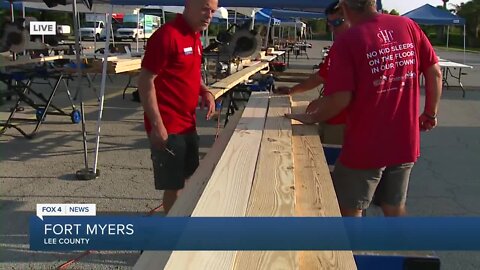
[150,132,200,190]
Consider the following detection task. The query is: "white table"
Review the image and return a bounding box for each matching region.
[438,59,473,98]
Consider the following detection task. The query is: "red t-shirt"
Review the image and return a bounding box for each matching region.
[325,14,438,169]
[141,14,203,135]
[319,46,348,125]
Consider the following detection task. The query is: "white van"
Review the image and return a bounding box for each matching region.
[79,21,106,40]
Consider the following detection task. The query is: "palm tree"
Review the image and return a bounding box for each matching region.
[442,0,449,10]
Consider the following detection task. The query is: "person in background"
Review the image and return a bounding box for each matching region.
[285,0,443,217]
[137,0,217,214]
[276,1,350,145]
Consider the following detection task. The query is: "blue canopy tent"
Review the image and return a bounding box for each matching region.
[0,1,22,11]
[403,4,466,61]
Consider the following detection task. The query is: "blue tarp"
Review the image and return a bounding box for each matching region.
[0,1,22,11]
[402,4,465,25]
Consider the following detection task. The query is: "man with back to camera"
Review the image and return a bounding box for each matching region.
[137,0,217,214]
[286,0,443,217]
[275,0,350,145]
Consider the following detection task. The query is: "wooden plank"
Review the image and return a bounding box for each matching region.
[162,92,269,270]
[165,92,268,270]
[291,101,357,270]
[211,62,269,90]
[233,95,297,270]
[209,88,228,100]
[133,105,246,270]
[0,55,72,67]
[260,55,277,62]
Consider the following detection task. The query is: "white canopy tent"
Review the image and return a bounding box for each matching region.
[18,1,135,13]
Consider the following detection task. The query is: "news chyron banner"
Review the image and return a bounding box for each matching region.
[31,204,480,251]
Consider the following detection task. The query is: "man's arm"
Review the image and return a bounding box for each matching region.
[420,63,442,131]
[285,91,352,124]
[275,73,325,95]
[199,80,215,120]
[423,63,442,116]
[137,68,168,149]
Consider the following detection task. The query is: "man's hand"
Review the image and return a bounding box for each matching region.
[201,91,215,120]
[419,113,437,132]
[306,98,321,114]
[284,113,316,125]
[274,86,292,95]
[150,125,169,150]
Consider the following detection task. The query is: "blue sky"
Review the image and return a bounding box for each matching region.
[382,0,466,14]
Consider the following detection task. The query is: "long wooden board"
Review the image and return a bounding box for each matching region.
[162,92,269,270]
[0,55,74,68]
[233,95,297,270]
[291,101,357,270]
[210,62,269,90]
[209,88,228,100]
[133,108,245,270]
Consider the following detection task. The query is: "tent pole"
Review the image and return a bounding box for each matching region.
[234,10,237,32]
[22,2,26,56]
[463,24,466,64]
[294,22,297,42]
[92,4,113,175]
[9,0,16,61]
[264,15,272,48]
[251,9,255,30]
[93,9,97,53]
[162,8,166,25]
[446,25,449,48]
[136,10,140,52]
[74,0,96,180]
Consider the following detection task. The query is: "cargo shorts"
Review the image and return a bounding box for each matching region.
[150,132,200,190]
[332,161,414,210]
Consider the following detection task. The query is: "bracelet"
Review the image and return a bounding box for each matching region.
[423,112,437,120]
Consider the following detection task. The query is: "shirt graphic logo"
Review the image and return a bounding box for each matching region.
[183,47,193,55]
[377,29,394,44]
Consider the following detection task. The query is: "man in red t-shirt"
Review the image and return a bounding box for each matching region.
[275,1,349,145]
[137,0,217,214]
[286,0,442,217]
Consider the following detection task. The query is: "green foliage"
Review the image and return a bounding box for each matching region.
[389,9,400,16]
[456,0,480,45]
[305,19,326,35]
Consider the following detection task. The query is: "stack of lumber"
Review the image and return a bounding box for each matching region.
[209,61,269,99]
[134,93,357,270]
[94,58,143,74]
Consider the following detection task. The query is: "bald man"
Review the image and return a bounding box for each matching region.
[138,0,218,214]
